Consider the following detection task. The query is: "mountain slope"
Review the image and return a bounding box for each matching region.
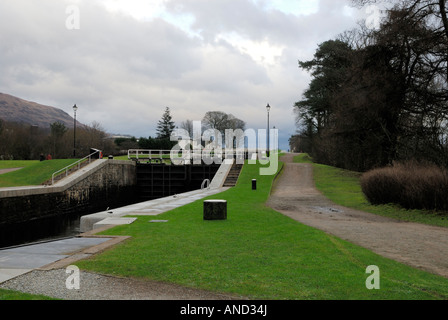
[0,93,75,128]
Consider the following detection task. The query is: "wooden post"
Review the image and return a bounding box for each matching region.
[203,200,227,220]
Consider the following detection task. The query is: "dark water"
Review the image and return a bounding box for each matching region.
[0,214,82,249]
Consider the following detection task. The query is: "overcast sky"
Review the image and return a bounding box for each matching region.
[0,0,374,150]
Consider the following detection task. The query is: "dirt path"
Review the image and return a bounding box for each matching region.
[267,153,448,278]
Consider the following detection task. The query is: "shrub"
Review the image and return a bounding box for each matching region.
[361,161,448,211]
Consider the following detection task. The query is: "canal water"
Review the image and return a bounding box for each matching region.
[0,213,82,249]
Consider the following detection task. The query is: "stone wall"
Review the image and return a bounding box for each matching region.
[0,160,137,225]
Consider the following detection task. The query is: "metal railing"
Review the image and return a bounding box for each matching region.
[127,149,172,161]
[201,179,211,190]
[51,149,101,185]
[128,149,253,163]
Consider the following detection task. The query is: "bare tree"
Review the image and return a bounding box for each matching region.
[202,111,245,132]
[180,119,194,138]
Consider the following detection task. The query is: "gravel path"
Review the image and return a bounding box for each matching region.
[0,268,244,300]
[267,153,448,278]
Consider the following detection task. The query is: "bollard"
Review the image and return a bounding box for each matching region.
[203,200,227,220]
[252,179,257,190]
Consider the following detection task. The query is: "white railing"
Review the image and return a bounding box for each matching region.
[51,149,101,185]
[128,149,253,162]
[127,149,172,161]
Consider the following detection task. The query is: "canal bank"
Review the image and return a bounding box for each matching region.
[0,159,137,226]
[0,159,137,248]
[0,184,231,284]
[0,159,234,284]
[0,156,234,245]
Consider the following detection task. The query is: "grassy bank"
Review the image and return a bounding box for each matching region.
[0,289,56,300]
[0,159,79,187]
[75,158,448,300]
[0,160,39,170]
[293,154,448,228]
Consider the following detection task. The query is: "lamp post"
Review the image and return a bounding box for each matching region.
[73,104,78,158]
[266,104,271,157]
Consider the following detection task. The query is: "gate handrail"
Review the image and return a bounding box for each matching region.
[128,149,252,161]
[127,149,173,160]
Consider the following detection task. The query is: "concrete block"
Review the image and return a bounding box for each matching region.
[93,217,137,229]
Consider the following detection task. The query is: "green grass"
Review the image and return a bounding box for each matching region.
[113,155,131,161]
[0,289,57,300]
[293,154,448,228]
[75,159,448,300]
[0,160,39,170]
[293,153,314,163]
[0,159,79,187]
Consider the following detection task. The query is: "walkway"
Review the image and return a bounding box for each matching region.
[267,153,448,278]
[0,237,114,283]
[80,187,230,232]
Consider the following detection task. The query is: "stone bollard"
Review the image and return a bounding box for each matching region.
[203,200,227,220]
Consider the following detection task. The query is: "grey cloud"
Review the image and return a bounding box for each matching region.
[0,0,361,149]
[165,0,356,46]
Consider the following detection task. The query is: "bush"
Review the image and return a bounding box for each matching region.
[361,161,448,211]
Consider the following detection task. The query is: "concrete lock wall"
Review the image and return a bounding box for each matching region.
[0,160,138,226]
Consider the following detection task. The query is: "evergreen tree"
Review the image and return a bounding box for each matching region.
[156,107,175,139]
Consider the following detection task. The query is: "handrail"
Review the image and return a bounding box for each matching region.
[51,149,101,185]
[201,179,211,190]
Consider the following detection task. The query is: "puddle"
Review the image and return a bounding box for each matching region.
[312,206,343,214]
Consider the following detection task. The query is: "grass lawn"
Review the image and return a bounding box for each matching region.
[0,160,39,170]
[0,288,57,300]
[293,154,448,228]
[76,157,448,300]
[113,155,131,161]
[0,159,79,187]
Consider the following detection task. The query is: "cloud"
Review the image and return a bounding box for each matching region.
[0,0,365,149]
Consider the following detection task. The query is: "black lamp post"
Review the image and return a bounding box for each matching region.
[266,104,271,157]
[73,104,78,158]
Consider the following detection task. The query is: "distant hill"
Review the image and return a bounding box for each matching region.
[0,93,76,129]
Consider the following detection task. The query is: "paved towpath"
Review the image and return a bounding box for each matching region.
[267,153,448,278]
